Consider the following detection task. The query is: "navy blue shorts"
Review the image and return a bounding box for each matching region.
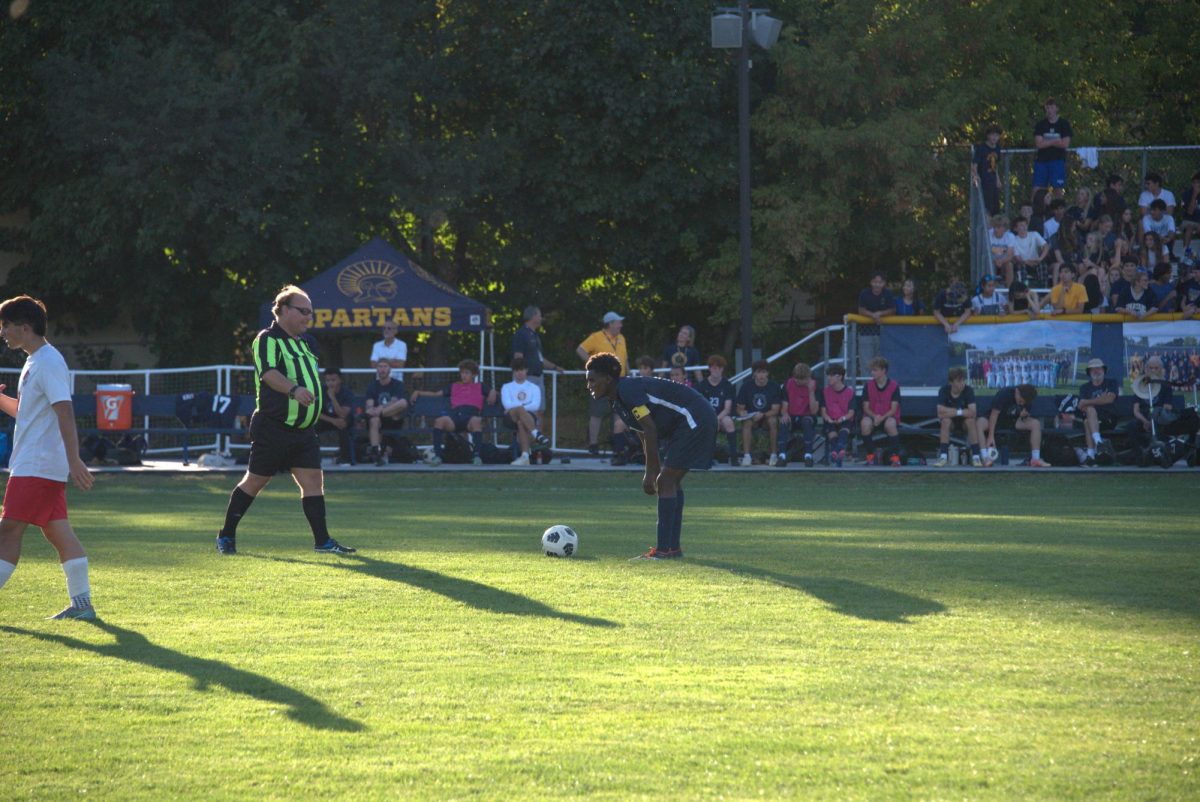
[449,406,480,432]
[1033,160,1066,189]
[662,418,717,471]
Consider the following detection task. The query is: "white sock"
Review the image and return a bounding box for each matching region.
[532,429,541,439]
[0,559,15,590]
[1092,432,1103,445]
[62,557,91,608]
[1031,449,1041,460]
[1087,448,1096,457]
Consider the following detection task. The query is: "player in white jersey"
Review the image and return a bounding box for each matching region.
[0,296,96,620]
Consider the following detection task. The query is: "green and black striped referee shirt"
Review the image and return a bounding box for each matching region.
[252,322,324,429]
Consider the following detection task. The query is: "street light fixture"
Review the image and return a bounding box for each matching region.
[712,4,781,375]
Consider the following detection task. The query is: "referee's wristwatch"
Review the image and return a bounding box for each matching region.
[288,384,301,399]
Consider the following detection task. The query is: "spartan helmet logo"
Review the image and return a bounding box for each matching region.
[336,260,401,303]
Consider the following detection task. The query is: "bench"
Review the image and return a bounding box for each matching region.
[73,392,255,464]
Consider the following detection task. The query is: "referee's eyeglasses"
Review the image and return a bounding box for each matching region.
[287,304,313,317]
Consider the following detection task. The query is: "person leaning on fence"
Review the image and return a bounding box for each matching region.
[735,359,783,467]
[856,271,894,375]
[778,362,820,468]
[511,305,561,412]
[696,354,738,466]
[977,383,1051,468]
[576,311,631,461]
[1032,97,1072,198]
[410,359,497,467]
[1006,281,1041,318]
[501,357,549,466]
[894,278,925,316]
[216,285,356,556]
[362,360,409,466]
[934,367,982,467]
[859,356,902,467]
[316,367,356,466]
[634,355,656,378]
[971,275,1004,316]
[820,364,855,468]
[933,280,972,334]
[1049,264,1088,315]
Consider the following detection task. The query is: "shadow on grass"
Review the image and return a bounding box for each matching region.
[0,621,364,732]
[250,554,620,629]
[693,559,946,624]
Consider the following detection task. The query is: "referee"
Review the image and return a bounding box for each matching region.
[216,285,356,555]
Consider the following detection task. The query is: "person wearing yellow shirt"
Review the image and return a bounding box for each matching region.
[576,312,631,461]
[1049,264,1089,315]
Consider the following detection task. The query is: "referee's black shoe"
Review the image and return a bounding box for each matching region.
[314,538,357,555]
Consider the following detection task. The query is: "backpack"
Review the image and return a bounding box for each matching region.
[480,443,511,465]
[442,433,474,464]
[383,435,421,464]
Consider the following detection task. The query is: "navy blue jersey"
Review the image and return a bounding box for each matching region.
[696,376,736,415]
[736,379,784,413]
[1079,378,1119,403]
[937,384,976,411]
[612,376,716,438]
[365,378,406,408]
[511,325,545,375]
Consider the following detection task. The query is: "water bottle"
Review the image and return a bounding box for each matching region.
[999,445,1010,465]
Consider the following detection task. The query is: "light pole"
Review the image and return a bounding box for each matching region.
[712,4,781,374]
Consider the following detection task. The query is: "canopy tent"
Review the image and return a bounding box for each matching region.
[259,237,491,333]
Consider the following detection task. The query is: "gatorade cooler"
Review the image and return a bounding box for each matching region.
[95,384,134,430]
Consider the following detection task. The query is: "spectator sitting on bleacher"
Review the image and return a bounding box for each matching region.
[1011,216,1050,282]
[696,354,738,466]
[1178,172,1200,260]
[661,325,702,384]
[1109,259,1138,309]
[977,383,1051,467]
[736,359,783,467]
[1148,263,1177,313]
[1141,199,1176,256]
[1176,262,1200,318]
[778,362,820,468]
[363,360,409,466]
[971,275,1004,315]
[1115,268,1155,319]
[933,280,972,334]
[987,215,1018,286]
[1117,207,1137,251]
[501,357,547,466]
[1006,281,1041,318]
[894,278,925,316]
[859,356,902,467]
[1049,264,1088,315]
[1043,198,1066,241]
[1079,257,1109,314]
[411,359,497,467]
[316,367,355,466]
[1138,172,1176,218]
[1066,187,1093,241]
[934,367,982,467]
[821,364,855,468]
[1138,231,1167,273]
[1074,358,1120,467]
[370,322,407,370]
[668,365,691,387]
[1129,356,1200,447]
[1092,174,1128,224]
[634,355,655,378]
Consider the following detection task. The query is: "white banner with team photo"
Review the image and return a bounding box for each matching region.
[950,322,1093,391]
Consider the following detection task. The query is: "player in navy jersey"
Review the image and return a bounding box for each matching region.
[585,352,717,560]
[695,354,738,464]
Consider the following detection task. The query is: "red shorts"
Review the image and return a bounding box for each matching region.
[1,476,69,528]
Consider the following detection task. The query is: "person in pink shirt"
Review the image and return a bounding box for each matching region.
[778,362,820,467]
[820,364,856,467]
[410,359,498,466]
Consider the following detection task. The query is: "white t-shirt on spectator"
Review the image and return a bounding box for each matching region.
[1012,231,1047,262]
[988,230,1016,263]
[1043,217,1060,240]
[370,338,408,365]
[1142,213,1176,243]
[501,379,541,413]
[1138,188,1176,210]
[10,343,72,482]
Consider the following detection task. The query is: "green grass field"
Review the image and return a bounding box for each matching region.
[2,472,1197,801]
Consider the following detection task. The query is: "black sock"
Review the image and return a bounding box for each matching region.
[726,431,737,455]
[887,435,900,458]
[939,444,949,456]
[670,487,685,551]
[656,495,677,552]
[219,487,255,539]
[469,431,481,456]
[302,495,331,546]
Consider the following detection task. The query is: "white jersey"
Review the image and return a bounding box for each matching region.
[10,343,72,481]
[370,338,408,365]
[501,379,541,413]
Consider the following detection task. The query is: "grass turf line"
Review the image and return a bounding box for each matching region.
[1,473,1197,800]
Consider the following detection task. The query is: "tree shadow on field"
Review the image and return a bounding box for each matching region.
[693,559,946,624]
[250,554,620,629]
[0,621,364,732]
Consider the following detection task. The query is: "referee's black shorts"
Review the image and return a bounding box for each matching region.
[248,412,322,476]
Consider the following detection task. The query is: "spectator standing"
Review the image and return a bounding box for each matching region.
[576,312,630,460]
[363,361,409,466]
[411,359,497,466]
[779,362,820,467]
[820,364,856,467]
[933,280,973,334]
[696,355,738,465]
[735,359,783,467]
[1032,98,1072,198]
[934,367,982,467]
[501,357,547,466]
[1138,172,1176,218]
[894,279,925,315]
[661,325,702,384]
[859,356,902,466]
[316,367,356,466]
[972,124,1003,215]
[1075,358,1120,466]
[370,322,407,370]
[856,271,894,377]
[511,306,562,413]
[977,383,1051,467]
[971,275,1004,316]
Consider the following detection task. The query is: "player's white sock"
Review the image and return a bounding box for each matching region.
[1087,448,1096,458]
[61,557,92,609]
[1092,432,1103,445]
[532,428,542,439]
[1031,449,1041,461]
[0,559,15,590]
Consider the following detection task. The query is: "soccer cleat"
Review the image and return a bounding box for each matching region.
[425,454,443,467]
[833,450,844,468]
[511,453,530,466]
[740,453,753,467]
[216,535,237,555]
[532,433,550,452]
[630,547,679,561]
[889,454,901,467]
[314,538,357,555]
[587,443,600,457]
[768,452,778,467]
[472,456,483,466]
[1029,457,1052,468]
[728,454,738,467]
[48,604,97,621]
[611,454,628,466]
[776,452,788,467]
[1083,455,1096,467]
[982,457,994,468]
[933,454,949,467]
[971,454,983,467]
[374,449,387,467]
[804,453,814,468]
[866,453,876,466]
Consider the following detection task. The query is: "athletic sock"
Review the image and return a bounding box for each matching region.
[656,495,677,552]
[469,431,481,456]
[612,431,628,456]
[532,428,542,440]
[219,487,255,539]
[726,432,737,455]
[670,488,685,551]
[887,435,900,458]
[1092,432,1103,445]
[62,557,91,609]
[939,445,949,457]
[970,444,981,456]
[0,558,15,590]
[302,495,331,546]
[433,429,445,456]
[1087,448,1096,457]
[1031,449,1041,461]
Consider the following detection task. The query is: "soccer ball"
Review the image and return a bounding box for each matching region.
[541,525,579,558]
[983,446,999,462]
